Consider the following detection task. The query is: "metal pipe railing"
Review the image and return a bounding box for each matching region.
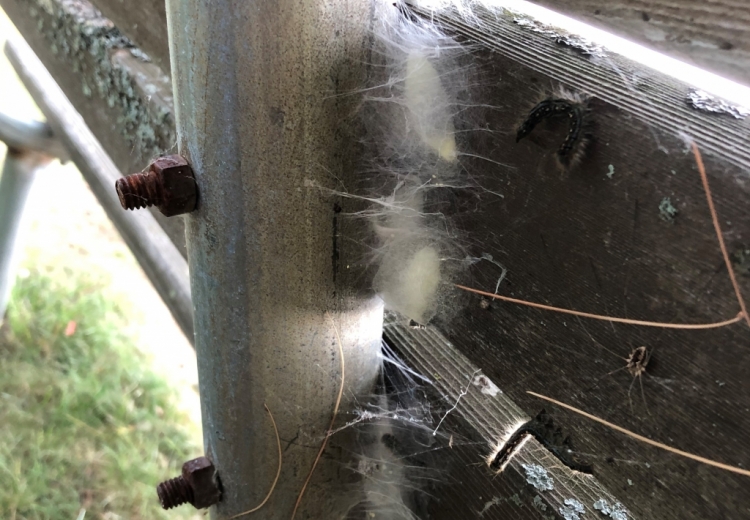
[0,113,65,319]
[4,39,195,341]
[166,0,383,517]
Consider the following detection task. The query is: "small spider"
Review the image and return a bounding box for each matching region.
[626,346,650,378]
[586,344,653,414]
[625,346,651,413]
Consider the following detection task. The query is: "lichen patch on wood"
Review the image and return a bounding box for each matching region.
[23,0,175,160]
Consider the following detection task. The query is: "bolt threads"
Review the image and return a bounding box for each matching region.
[157,476,194,509]
[115,171,164,210]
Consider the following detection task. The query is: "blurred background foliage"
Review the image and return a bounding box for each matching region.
[0,7,202,519]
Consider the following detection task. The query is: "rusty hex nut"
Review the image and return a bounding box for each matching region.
[182,456,221,509]
[115,154,197,217]
[149,155,197,216]
[157,456,221,510]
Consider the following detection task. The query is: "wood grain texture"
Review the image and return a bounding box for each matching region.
[398,2,750,518]
[385,315,633,519]
[535,0,750,86]
[88,0,169,71]
[0,0,186,257]
[22,0,750,87]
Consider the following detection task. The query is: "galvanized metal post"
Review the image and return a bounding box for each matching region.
[166,0,382,518]
[0,151,40,319]
[0,114,65,320]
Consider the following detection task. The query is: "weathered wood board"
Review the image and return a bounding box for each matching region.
[77,0,750,87]
[385,317,635,520]
[86,0,169,71]
[398,3,750,519]
[535,0,750,86]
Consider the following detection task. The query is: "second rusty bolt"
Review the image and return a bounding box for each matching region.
[157,456,221,510]
[115,154,197,217]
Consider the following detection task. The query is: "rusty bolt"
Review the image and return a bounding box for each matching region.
[115,155,197,217]
[157,456,221,510]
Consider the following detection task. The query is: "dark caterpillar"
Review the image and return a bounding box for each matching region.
[516,93,591,170]
[490,409,593,474]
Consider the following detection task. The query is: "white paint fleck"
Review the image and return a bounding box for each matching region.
[606,164,615,179]
[473,374,501,396]
[594,498,629,520]
[521,463,554,491]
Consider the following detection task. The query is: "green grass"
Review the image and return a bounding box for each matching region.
[0,262,201,520]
